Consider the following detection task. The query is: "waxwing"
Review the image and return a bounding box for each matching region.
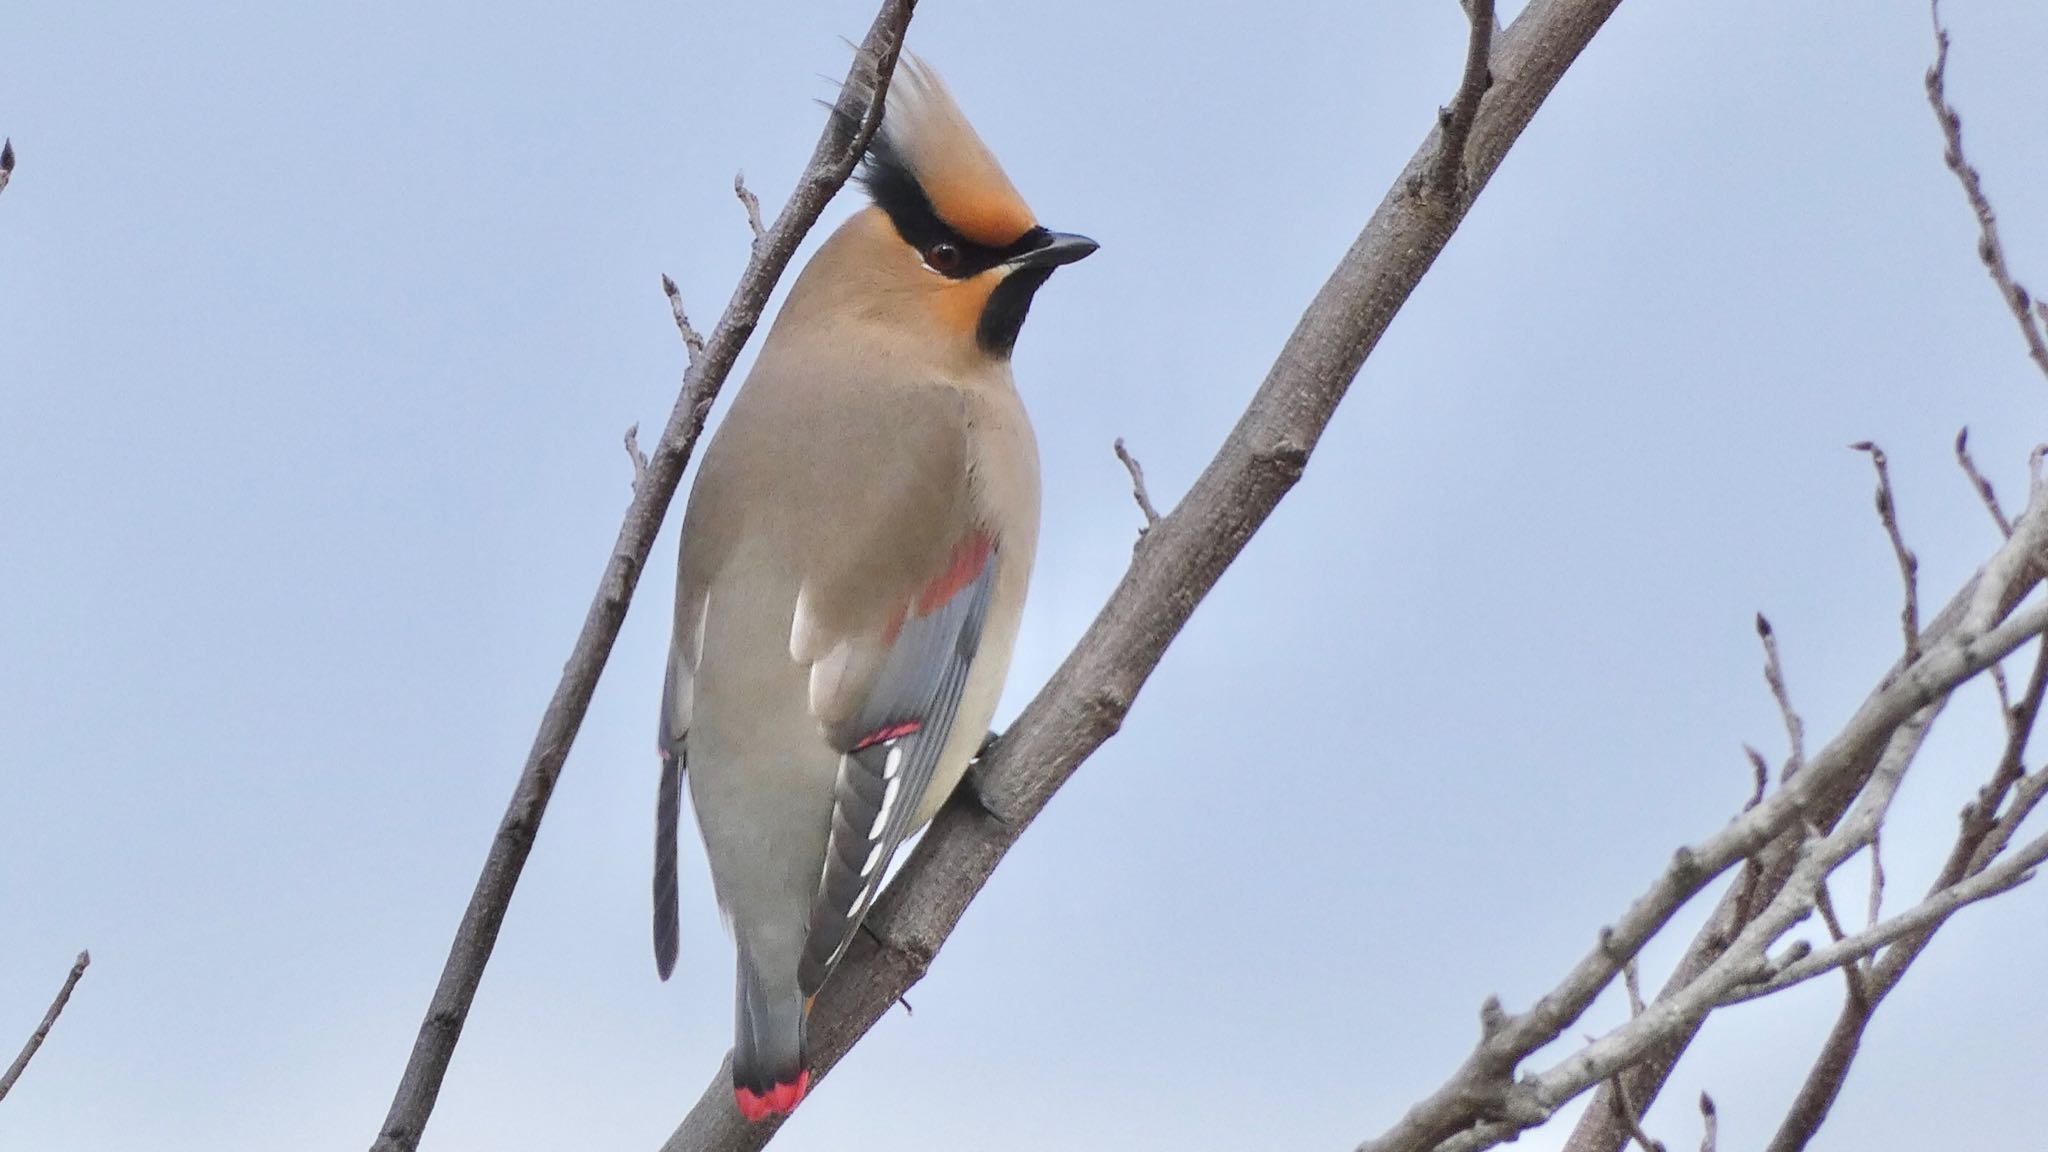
[651,55,1095,1121]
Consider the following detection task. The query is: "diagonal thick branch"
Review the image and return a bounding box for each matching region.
[659,0,1625,1148]
[364,4,915,1149]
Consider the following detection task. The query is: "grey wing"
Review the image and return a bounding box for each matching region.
[796,548,997,997]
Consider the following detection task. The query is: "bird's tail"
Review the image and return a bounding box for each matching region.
[653,748,683,980]
[732,947,810,1121]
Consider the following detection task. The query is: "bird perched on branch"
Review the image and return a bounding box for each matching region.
[651,56,1096,1122]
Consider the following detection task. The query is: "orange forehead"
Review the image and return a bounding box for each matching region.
[919,163,1036,248]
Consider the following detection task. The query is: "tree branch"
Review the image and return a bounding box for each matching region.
[1759,626,2048,1152]
[734,172,767,245]
[1718,825,2046,1007]
[1926,0,2048,384]
[1755,614,1806,779]
[1428,0,1497,199]
[1563,463,2048,1152]
[659,0,1629,1148]
[0,138,13,199]
[1851,442,1921,663]
[1955,428,2013,537]
[363,5,915,1149]
[1564,11,2048,1139]
[1113,437,1162,536]
[1423,469,2048,1152]
[0,951,89,1105]
[661,274,707,366]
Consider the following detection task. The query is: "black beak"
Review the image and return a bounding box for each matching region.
[1009,230,1099,271]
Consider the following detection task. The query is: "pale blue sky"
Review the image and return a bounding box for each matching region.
[4,2,2045,1150]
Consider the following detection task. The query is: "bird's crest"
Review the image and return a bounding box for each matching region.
[861,56,1037,249]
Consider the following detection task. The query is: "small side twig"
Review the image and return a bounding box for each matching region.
[1852,442,1921,662]
[1609,1073,1667,1152]
[1729,741,1768,931]
[735,172,766,244]
[1866,826,1886,929]
[0,951,90,1104]
[1741,745,1770,811]
[1426,0,1496,199]
[1955,428,2013,537]
[1113,438,1162,536]
[1926,0,2048,384]
[624,424,650,492]
[660,274,706,366]
[1698,1093,1718,1152]
[0,138,14,198]
[1756,614,1806,778]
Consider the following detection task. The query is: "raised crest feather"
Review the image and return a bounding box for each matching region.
[859,55,1038,249]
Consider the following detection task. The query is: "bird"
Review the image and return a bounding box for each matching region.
[651,55,1096,1122]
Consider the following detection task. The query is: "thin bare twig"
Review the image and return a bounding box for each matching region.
[661,274,707,366]
[1727,743,1775,949]
[1756,614,1806,778]
[1698,1094,1718,1152]
[366,5,915,1150]
[0,138,13,198]
[1926,0,2048,384]
[1742,746,1769,810]
[0,951,89,1104]
[1956,428,2013,537]
[1852,442,1922,662]
[1113,437,1161,535]
[1866,826,1885,929]
[1427,0,1497,198]
[734,172,767,244]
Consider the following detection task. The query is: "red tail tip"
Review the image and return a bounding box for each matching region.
[735,1070,811,1121]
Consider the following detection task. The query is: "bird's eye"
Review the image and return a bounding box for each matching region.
[924,242,962,274]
